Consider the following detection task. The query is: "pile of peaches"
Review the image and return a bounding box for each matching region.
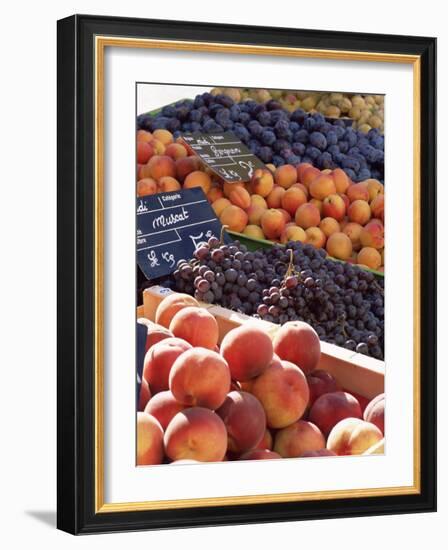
[137,293,385,465]
[137,128,384,272]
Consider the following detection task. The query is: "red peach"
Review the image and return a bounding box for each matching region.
[274,420,325,458]
[273,321,321,374]
[239,449,281,460]
[169,306,219,350]
[364,393,385,434]
[327,417,383,456]
[309,391,362,437]
[306,369,339,408]
[138,377,152,411]
[136,412,164,465]
[144,390,185,430]
[155,293,199,328]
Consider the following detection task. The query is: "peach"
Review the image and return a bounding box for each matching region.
[296,162,314,183]
[273,321,321,374]
[243,225,265,239]
[281,185,308,215]
[326,418,383,456]
[155,293,199,328]
[158,176,181,192]
[138,378,151,411]
[343,222,363,251]
[250,168,274,197]
[370,194,384,221]
[144,324,173,352]
[339,193,350,211]
[164,407,227,462]
[261,209,286,240]
[136,412,164,466]
[347,183,369,202]
[322,193,346,221]
[175,156,202,182]
[305,227,326,248]
[348,199,371,225]
[137,141,154,164]
[295,203,321,229]
[309,174,336,200]
[254,429,273,451]
[207,187,224,203]
[365,179,384,202]
[239,449,281,460]
[152,139,166,155]
[301,449,336,458]
[251,360,310,429]
[152,128,173,146]
[184,170,212,195]
[142,337,192,394]
[360,220,384,249]
[144,390,185,430]
[306,369,339,408]
[364,393,385,434]
[274,164,297,189]
[137,177,157,197]
[146,155,176,180]
[357,247,382,270]
[247,204,267,225]
[280,225,307,244]
[295,182,309,198]
[228,186,251,210]
[309,391,362,436]
[137,129,153,143]
[274,420,325,458]
[169,306,219,350]
[319,217,341,237]
[169,348,230,409]
[212,198,231,217]
[309,198,323,214]
[220,205,248,233]
[326,232,353,260]
[301,166,321,187]
[165,142,188,160]
[250,194,268,209]
[216,391,266,453]
[266,186,286,209]
[220,323,273,382]
[223,181,244,198]
[278,208,292,224]
[332,168,350,194]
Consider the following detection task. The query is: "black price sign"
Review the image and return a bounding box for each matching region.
[182,131,266,182]
[137,188,224,280]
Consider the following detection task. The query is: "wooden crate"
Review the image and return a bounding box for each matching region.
[141,286,384,400]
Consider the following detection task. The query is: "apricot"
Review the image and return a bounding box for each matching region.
[370,194,384,221]
[142,337,192,394]
[239,449,281,460]
[250,168,274,197]
[137,141,154,164]
[309,174,336,200]
[138,378,151,411]
[165,142,188,160]
[136,412,164,466]
[137,129,153,143]
[219,205,248,233]
[301,166,321,187]
[305,227,326,248]
[164,407,227,462]
[322,193,346,221]
[151,139,166,155]
[207,186,224,203]
[319,217,341,237]
[343,222,363,251]
[365,179,384,201]
[339,193,350,211]
[243,225,265,239]
[347,183,370,202]
[169,306,219,350]
[357,247,382,270]
[175,156,201,182]
[184,170,212,195]
[280,225,307,244]
[360,220,384,249]
[306,369,339,408]
[250,194,268,209]
[295,203,321,229]
[152,128,174,146]
[326,232,353,260]
[326,418,383,456]
[137,177,157,197]
[281,185,307,215]
[146,155,176,180]
[212,198,231,217]
[273,321,321,374]
[274,420,325,458]
[144,390,185,430]
[155,293,199,328]
[278,208,292,224]
[296,162,314,183]
[216,391,266,453]
[309,391,362,436]
[251,360,309,429]
[247,204,267,225]
[223,181,244,198]
[261,209,286,240]
[274,164,297,189]
[363,393,385,434]
[309,198,323,214]
[332,168,350,194]
[169,348,230,409]
[158,176,181,192]
[266,185,286,209]
[228,186,251,210]
[220,323,273,382]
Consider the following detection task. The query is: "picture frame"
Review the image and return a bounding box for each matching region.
[57,14,436,534]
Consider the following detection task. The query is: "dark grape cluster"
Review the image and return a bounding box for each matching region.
[170,237,384,360]
[137,92,384,183]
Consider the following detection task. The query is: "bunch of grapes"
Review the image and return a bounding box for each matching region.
[170,237,384,360]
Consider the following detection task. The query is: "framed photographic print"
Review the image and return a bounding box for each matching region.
[57,14,436,534]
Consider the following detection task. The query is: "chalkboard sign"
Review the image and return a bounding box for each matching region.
[137,187,225,280]
[182,131,266,182]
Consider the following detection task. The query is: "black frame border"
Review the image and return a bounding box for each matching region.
[57,14,436,535]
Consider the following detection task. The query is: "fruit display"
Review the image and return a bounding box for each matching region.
[210,87,384,134]
[136,127,385,271]
[136,299,384,465]
[137,92,384,182]
[170,235,384,359]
